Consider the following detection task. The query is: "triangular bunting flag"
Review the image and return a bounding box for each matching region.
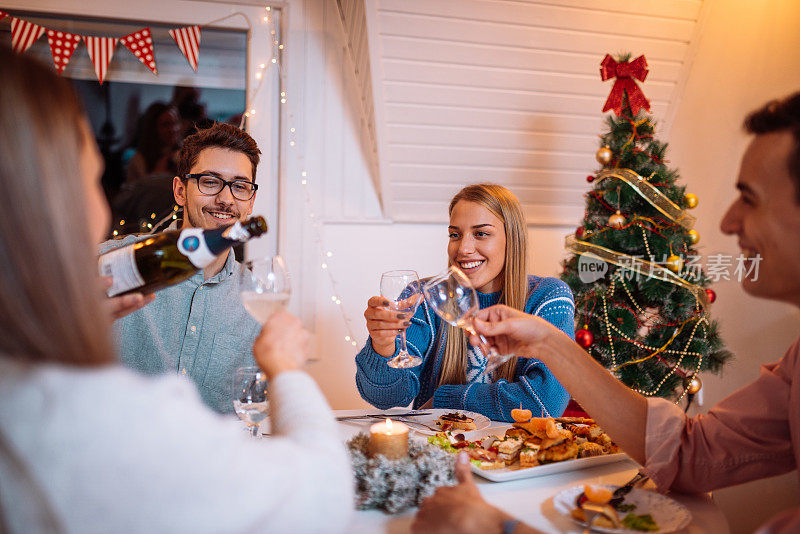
[84,36,118,84]
[10,17,45,53]
[46,30,82,75]
[121,28,157,75]
[169,25,201,71]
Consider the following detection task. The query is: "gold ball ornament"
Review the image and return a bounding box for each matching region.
[596,146,613,165]
[608,211,626,229]
[666,254,684,273]
[687,230,700,245]
[684,193,699,209]
[685,375,702,395]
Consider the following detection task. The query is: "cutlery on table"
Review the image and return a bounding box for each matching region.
[608,471,649,508]
[335,412,431,421]
[575,470,650,510]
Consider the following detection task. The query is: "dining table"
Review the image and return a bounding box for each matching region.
[330,409,730,534]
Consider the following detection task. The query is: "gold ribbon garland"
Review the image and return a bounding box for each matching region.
[565,235,709,308]
[595,168,696,230]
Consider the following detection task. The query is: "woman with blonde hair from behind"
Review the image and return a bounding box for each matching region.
[356,183,574,422]
[0,44,352,533]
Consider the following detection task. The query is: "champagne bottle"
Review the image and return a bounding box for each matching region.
[99,216,268,297]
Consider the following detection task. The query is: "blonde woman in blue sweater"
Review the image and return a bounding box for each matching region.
[356,184,575,422]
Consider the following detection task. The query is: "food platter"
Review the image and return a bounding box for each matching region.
[426,415,629,482]
[472,447,627,481]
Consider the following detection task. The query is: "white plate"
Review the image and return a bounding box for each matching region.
[435,426,629,482]
[365,408,491,435]
[472,451,628,482]
[553,485,692,533]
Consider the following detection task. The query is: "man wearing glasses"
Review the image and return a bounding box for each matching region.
[101,123,262,413]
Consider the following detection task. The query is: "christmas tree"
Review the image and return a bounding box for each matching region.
[560,53,732,406]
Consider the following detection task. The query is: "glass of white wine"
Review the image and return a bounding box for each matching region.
[422,266,514,373]
[232,366,269,438]
[240,255,291,323]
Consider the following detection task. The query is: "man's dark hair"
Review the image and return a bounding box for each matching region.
[744,92,800,200]
[177,122,261,182]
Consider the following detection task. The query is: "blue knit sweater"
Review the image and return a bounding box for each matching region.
[355,275,575,422]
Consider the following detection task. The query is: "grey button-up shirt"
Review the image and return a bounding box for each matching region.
[99,233,261,413]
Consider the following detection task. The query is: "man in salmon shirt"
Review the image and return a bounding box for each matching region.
[412,92,800,534]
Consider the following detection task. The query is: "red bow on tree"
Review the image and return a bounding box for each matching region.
[600,54,651,116]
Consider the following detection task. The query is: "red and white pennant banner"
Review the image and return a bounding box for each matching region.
[84,36,118,85]
[11,17,45,53]
[2,14,205,82]
[47,30,82,75]
[121,28,157,75]
[169,25,201,71]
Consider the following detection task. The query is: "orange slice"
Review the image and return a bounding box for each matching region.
[583,484,613,505]
[511,408,532,422]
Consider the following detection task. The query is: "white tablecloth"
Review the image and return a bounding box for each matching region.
[331,409,729,534]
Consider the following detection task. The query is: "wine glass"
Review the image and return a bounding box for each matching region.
[422,266,514,374]
[240,255,291,323]
[380,270,423,368]
[232,366,269,438]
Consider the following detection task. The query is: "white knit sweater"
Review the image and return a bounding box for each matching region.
[0,359,353,533]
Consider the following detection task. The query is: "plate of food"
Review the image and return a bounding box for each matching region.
[427,409,627,482]
[553,484,691,533]
[406,408,491,434]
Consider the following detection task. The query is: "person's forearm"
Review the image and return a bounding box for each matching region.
[537,331,648,464]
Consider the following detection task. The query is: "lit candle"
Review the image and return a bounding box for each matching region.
[368,418,409,460]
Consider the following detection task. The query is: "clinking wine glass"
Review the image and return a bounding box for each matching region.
[422,266,514,374]
[232,366,269,438]
[380,270,423,368]
[240,255,291,323]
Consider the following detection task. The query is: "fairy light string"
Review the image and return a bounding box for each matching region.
[245,7,360,350]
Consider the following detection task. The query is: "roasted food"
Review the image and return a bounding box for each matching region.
[436,412,477,431]
[428,417,620,471]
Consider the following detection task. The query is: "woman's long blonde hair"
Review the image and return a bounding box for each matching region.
[0,45,113,366]
[437,183,528,385]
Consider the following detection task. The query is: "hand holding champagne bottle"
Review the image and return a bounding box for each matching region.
[99,216,268,297]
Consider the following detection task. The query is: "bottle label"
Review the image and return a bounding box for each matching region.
[98,245,145,297]
[177,228,216,268]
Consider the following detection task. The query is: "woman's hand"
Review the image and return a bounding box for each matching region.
[412,453,525,534]
[469,304,563,358]
[253,311,310,380]
[101,276,155,320]
[363,295,413,357]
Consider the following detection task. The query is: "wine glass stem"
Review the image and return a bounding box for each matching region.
[399,328,409,355]
[249,424,258,438]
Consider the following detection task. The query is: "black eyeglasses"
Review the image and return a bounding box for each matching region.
[184,173,258,201]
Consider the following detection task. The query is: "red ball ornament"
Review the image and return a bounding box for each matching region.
[576,328,594,349]
[576,226,585,238]
[705,288,717,303]
[586,175,595,183]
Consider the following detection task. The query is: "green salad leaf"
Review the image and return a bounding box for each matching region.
[621,513,659,531]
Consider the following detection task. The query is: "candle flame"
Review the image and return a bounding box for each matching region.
[385,418,392,430]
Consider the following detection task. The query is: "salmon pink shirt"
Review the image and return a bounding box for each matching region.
[644,337,800,533]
